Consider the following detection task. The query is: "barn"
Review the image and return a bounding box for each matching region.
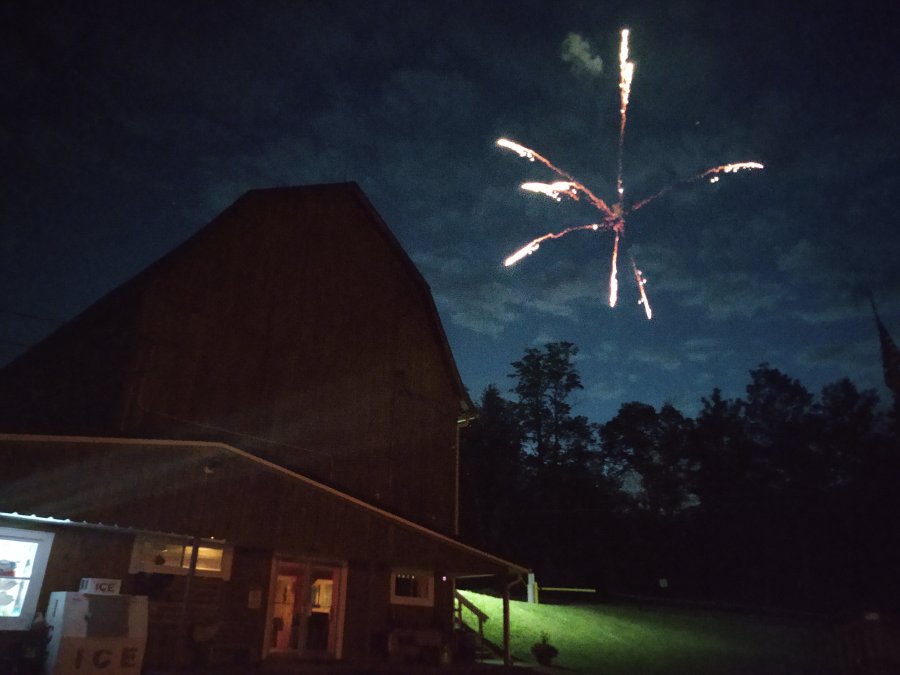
[0,183,526,670]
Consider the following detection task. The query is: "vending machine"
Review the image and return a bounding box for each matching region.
[43,579,147,675]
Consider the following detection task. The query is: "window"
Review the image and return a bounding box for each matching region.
[389,569,433,607]
[128,537,232,580]
[0,527,54,631]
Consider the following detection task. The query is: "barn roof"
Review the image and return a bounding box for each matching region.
[0,433,526,576]
[1,182,474,418]
[235,183,475,417]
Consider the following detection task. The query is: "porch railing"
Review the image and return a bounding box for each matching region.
[453,590,489,659]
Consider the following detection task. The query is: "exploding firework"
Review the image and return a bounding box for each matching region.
[499,29,763,318]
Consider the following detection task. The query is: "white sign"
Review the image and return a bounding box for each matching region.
[78,579,121,595]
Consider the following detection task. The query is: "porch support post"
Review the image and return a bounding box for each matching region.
[178,536,200,671]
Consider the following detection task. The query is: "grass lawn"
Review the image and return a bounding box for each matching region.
[458,590,835,674]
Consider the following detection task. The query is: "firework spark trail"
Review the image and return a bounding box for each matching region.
[632,257,652,320]
[560,180,617,219]
[616,28,634,202]
[496,138,578,182]
[520,180,622,221]
[498,135,627,302]
[609,28,633,309]
[520,181,579,201]
[631,162,765,211]
[504,223,608,267]
[498,139,619,219]
[498,29,763,319]
[609,233,620,307]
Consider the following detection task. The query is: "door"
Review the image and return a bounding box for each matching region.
[266,558,345,660]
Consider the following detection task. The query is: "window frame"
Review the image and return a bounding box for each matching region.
[0,526,55,631]
[389,569,434,607]
[128,536,233,580]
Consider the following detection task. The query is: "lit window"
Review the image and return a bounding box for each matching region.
[389,569,433,607]
[128,537,232,579]
[0,527,54,631]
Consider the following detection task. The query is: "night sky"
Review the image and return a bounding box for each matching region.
[2,1,899,424]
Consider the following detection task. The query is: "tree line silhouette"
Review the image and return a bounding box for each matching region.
[459,342,900,612]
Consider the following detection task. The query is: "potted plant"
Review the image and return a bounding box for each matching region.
[531,632,559,666]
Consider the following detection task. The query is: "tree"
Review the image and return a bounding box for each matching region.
[813,378,880,487]
[600,402,695,519]
[458,385,523,553]
[812,378,900,609]
[686,367,897,609]
[743,364,814,480]
[509,341,591,466]
[599,402,695,595]
[689,388,750,513]
[503,342,618,584]
[464,334,900,608]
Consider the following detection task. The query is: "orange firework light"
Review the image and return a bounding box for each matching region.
[632,258,651,320]
[498,28,763,319]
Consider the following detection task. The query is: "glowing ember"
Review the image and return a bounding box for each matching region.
[521,181,579,201]
[504,242,540,267]
[498,28,763,319]
[497,138,536,160]
[722,162,764,173]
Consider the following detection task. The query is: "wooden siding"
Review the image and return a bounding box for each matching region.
[0,184,510,667]
[0,440,521,577]
[341,564,454,661]
[124,186,461,529]
[1,434,523,669]
[0,184,470,533]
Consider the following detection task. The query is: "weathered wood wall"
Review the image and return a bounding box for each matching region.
[341,563,454,661]
[0,513,482,668]
[124,186,463,530]
[0,183,497,668]
[0,184,469,533]
[1,442,510,576]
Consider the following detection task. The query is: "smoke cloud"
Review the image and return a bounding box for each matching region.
[561,32,604,77]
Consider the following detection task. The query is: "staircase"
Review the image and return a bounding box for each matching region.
[453,591,504,663]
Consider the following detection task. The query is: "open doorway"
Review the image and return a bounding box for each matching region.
[267,558,344,660]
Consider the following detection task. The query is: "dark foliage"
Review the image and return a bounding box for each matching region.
[459,346,900,612]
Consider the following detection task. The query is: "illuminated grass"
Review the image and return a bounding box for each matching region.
[458,590,833,674]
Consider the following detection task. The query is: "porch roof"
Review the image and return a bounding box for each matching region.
[0,433,527,577]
